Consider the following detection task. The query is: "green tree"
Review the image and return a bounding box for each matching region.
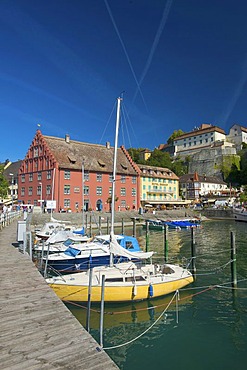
[171,158,188,176]
[0,165,9,199]
[146,149,172,168]
[167,129,185,144]
[127,148,146,164]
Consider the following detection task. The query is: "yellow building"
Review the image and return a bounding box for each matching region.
[137,164,180,208]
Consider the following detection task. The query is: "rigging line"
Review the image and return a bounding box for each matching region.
[102,290,178,350]
[104,0,148,111]
[132,0,174,104]
[97,100,116,146]
[121,102,139,149]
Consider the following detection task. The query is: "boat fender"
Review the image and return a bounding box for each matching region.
[149,284,154,297]
[133,284,137,296]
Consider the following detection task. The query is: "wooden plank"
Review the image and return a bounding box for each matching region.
[0,219,119,370]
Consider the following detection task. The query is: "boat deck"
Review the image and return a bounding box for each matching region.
[0,218,119,369]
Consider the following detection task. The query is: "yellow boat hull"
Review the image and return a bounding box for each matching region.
[48,275,194,303]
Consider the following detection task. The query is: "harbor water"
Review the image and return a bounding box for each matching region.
[66,219,247,370]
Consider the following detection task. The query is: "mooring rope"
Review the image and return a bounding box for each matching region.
[102,290,179,350]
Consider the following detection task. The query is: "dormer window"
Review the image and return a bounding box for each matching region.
[98,160,105,167]
[68,155,76,163]
[121,163,128,170]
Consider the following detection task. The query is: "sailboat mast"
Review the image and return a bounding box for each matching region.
[110,97,122,235]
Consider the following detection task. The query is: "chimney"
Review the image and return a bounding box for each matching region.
[65,134,70,143]
[106,141,110,149]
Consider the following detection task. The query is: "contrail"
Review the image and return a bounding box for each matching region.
[217,53,247,127]
[132,0,174,103]
[104,0,148,110]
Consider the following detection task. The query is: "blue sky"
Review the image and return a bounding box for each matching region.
[1,0,247,162]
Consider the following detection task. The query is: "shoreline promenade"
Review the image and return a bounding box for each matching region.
[0,218,119,369]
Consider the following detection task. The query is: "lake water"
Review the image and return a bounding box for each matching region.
[66,220,247,370]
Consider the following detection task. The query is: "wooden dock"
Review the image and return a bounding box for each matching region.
[0,218,119,369]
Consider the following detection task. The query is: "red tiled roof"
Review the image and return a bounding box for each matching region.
[41,134,138,175]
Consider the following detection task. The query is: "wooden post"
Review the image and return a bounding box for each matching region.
[230,231,237,288]
[132,218,136,237]
[99,216,101,235]
[44,242,50,278]
[107,217,109,234]
[164,224,168,263]
[191,227,196,280]
[86,268,93,332]
[40,239,45,271]
[121,218,124,234]
[89,215,92,237]
[145,220,149,252]
[99,274,105,348]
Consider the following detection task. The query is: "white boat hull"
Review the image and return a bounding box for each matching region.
[233,208,247,222]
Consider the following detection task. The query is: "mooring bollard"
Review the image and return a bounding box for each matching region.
[99,274,105,348]
[86,267,93,333]
[121,218,124,234]
[107,217,110,234]
[132,218,136,237]
[89,215,92,237]
[191,227,196,280]
[99,216,101,234]
[164,224,168,263]
[145,220,149,252]
[230,231,237,288]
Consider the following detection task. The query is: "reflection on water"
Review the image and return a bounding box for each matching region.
[67,220,247,370]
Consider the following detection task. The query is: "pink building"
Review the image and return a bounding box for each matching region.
[18,130,140,212]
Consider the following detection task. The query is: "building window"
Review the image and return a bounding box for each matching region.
[84,171,89,181]
[37,172,42,181]
[121,200,126,208]
[189,142,191,146]
[21,187,25,196]
[143,185,146,190]
[121,188,126,196]
[132,177,137,184]
[194,141,196,145]
[21,174,25,183]
[46,185,51,195]
[121,175,126,183]
[64,185,70,194]
[64,170,70,180]
[96,186,102,195]
[28,187,33,196]
[109,187,112,195]
[205,139,208,143]
[84,186,89,195]
[29,173,33,182]
[200,140,202,144]
[37,185,42,196]
[97,173,102,182]
[64,199,70,208]
[132,188,136,197]
[47,170,51,180]
[184,143,186,147]
[109,174,113,182]
[34,147,39,157]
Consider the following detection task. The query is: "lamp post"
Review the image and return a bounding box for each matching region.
[39,182,43,211]
[9,173,14,209]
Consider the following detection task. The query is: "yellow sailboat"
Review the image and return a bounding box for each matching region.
[46,259,193,303]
